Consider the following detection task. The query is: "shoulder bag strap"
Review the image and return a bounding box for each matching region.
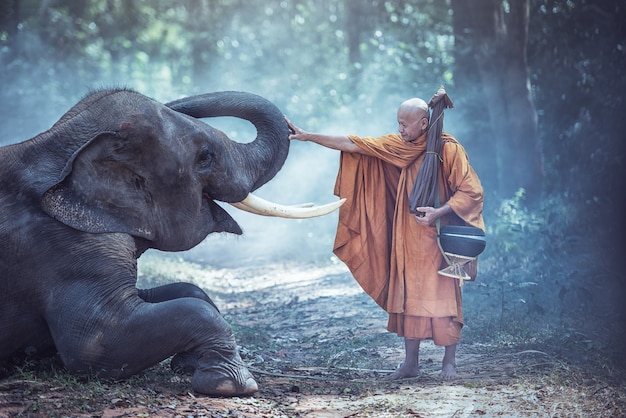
[434,160,452,267]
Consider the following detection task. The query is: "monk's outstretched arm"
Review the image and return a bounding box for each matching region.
[286,117,370,155]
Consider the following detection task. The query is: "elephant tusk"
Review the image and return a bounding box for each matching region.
[230,193,345,218]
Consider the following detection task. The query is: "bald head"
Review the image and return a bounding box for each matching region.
[397,98,430,142]
[398,98,429,120]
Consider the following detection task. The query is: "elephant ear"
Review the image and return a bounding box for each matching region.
[41,131,156,240]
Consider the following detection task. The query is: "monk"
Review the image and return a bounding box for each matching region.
[286,95,484,380]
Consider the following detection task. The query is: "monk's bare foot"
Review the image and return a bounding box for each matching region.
[439,362,458,380]
[383,363,420,380]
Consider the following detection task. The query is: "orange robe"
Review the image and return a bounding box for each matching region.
[333,132,484,343]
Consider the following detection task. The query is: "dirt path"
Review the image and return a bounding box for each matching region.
[1,258,624,417]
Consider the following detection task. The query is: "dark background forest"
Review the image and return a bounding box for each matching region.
[1,0,625,370]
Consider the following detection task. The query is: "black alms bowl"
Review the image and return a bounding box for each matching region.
[439,225,486,258]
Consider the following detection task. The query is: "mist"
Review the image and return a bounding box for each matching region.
[1,0,624,369]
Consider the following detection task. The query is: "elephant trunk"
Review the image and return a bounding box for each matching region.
[166,92,290,197]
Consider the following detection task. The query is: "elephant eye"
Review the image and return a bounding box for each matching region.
[196,148,214,170]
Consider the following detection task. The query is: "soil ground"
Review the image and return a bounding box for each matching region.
[1,258,625,417]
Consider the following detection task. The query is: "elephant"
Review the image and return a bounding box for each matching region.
[0,89,343,396]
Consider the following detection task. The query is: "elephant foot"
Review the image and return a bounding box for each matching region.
[171,352,258,397]
[191,369,258,397]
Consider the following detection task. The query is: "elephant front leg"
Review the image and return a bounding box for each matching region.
[48,295,257,396]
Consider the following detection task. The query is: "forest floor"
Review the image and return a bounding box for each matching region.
[1,257,625,417]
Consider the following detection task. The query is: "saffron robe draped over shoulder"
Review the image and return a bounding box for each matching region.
[333,132,484,320]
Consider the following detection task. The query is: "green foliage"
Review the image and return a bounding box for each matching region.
[492,189,544,258]
[0,0,455,141]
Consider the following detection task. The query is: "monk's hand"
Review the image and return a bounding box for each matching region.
[414,206,438,226]
[285,116,306,141]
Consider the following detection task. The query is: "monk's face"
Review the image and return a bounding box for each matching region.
[397,107,428,142]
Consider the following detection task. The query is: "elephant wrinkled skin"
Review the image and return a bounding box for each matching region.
[0,89,310,396]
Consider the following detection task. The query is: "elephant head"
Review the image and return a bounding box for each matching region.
[38,89,341,252]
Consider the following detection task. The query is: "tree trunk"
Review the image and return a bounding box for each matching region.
[452,0,542,200]
[345,1,363,66]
